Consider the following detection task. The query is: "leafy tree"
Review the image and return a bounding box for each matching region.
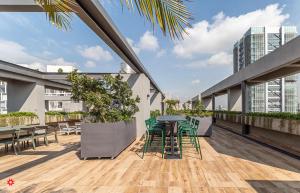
[35,0,191,39]
[165,99,180,115]
[150,110,161,118]
[57,68,63,73]
[67,71,140,123]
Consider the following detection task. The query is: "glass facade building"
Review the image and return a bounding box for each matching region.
[233,26,298,113]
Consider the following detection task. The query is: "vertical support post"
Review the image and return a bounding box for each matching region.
[241,81,249,135]
[281,77,285,112]
[212,94,216,123]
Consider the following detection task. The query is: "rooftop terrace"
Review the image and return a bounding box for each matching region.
[1,126,299,193]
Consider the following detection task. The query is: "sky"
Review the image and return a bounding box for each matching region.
[0,0,300,102]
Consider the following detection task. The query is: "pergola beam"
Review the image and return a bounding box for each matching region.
[0,0,164,96]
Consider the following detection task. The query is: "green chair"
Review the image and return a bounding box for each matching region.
[0,128,17,155]
[142,118,166,159]
[15,126,36,152]
[178,119,202,159]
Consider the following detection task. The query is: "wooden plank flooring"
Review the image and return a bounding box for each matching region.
[0,126,299,193]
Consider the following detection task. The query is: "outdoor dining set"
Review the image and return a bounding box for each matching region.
[0,122,82,155]
[142,115,202,159]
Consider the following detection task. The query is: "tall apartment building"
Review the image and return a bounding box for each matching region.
[233,26,298,113]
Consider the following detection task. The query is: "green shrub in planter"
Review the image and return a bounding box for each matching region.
[67,71,140,123]
[150,110,161,118]
[0,112,38,126]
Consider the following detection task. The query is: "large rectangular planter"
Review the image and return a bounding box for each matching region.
[245,116,300,136]
[0,116,39,127]
[194,116,213,137]
[81,119,136,159]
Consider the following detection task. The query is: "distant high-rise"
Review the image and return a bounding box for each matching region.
[233,26,298,113]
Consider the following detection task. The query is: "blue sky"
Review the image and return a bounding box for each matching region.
[0,0,299,102]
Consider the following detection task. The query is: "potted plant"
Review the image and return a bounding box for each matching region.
[191,101,213,137]
[67,71,140,159]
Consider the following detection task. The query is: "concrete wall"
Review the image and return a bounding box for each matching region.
[227,87,242,111]
[150,91,162,113]
[203,97,213,110]
[124,73,150,138]
[5,73,152,138]
[7,79,45,124]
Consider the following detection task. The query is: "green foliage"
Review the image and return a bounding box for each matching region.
[46,111,85,116]
[165,99,180,115]
[214,110,242,115]
[0,112,37,118]
[191,101,205,115]
[45,111,67,116]
[150,110,161,118]
[246,112,300,120]
[67,71,140,123]
[57,68,63,73]
[215,111,300,120]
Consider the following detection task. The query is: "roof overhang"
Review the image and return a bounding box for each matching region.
[201,36,300,98]
[0,0,164,96]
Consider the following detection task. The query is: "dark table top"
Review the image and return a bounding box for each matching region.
[156,115,186,122]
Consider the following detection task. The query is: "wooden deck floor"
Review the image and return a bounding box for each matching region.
[0,126,299,193]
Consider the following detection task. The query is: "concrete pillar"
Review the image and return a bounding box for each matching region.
[241,81,250,135]
[212,94,216,111]
[150,91,163,113]
[281,77,285,112]
[227,87,242,111]
[202,97,212,110]
[125,73,150,138]
[7,80,45,124]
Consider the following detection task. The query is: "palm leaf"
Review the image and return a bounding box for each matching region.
[36,0,191,39]
[35,0,77,31]
[121,0,192,39]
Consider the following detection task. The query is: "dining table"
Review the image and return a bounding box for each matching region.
[156,115,186,158]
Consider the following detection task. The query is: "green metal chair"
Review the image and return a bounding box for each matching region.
[0,128,17,155]
[142,118,166,159]
[178,119,202,159]
[15,126,36,152]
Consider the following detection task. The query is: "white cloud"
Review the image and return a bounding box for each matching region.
[126,38,141,54]
[173,4,289,58]
[78,45,113,61]
[49,58,76,66]
[0,39,76,71]
[156,49,166,58]
[184,52,233,68]
[207,52,232,66]
[85,60,97,68]
[138,31,159,51]
[126,31,164,55]
[191,79,201,84]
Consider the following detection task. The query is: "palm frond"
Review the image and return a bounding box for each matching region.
[120,0,192,39]
[35,0,77,31]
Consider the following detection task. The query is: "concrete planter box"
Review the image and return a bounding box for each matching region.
[0,116,39,127]
[194,116,213,137]
[245,116,300,136]
[216,113,242,124]
[81,119,136,159]
[68,114,83,121]
[45,115,66,123]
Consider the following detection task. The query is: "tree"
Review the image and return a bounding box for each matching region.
[192,100,205,116]
[35,0,191,39]
[57,68,63,73]
[165,99,180,115]
[67,71,140,122]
